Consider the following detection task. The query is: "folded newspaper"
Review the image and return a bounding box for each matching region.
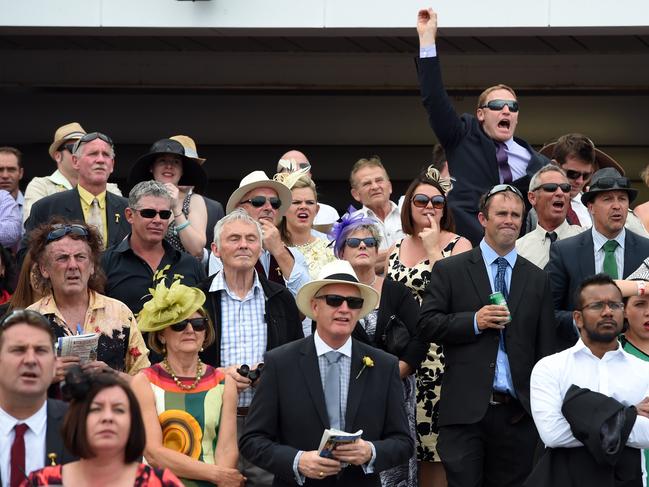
[57,333,99,365]
[317,428,363,459]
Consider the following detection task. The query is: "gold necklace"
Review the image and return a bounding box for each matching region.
[163,357,204,391]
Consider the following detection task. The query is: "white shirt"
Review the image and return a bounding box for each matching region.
[516,220,584,269]
[500,138,532,182]
[530,339,649,449]
[313,203,339,226]
[571,193,592,228]
[356,202,403,250]
[0,402,47,487]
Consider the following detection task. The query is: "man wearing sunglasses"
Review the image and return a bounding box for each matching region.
[240,260,412,486]
[516,165,583,269]
[415,9,549,246]
[546,167,649,352]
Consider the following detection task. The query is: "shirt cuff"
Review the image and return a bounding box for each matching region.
[419,45,437,58]
[293,451,306,485]
[361,442,377,474]
[473,313,482,335]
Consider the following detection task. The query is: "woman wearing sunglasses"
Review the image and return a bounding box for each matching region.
[330,212,426,487]
[131,280,244,487]
[385,166,471,487]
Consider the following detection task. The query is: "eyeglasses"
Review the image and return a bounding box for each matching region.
[484,184,524,202]
[242,196,282,209]
[479,99,519,112]
[46,224,89,243]
[135,208,172,219]
[579,301,624,312]
[591,177,630,190]
[315,294,364,310]
[72,132,114,153]
[345,237,378,248]
[169,317,209,332]
[532,183,571,193]
[412,194,445,209]
[565,169,593,181]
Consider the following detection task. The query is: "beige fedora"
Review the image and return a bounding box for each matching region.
[226,170,292,216]
[296,260,379,320]
[48,122,86,160]
[170,135,206,165]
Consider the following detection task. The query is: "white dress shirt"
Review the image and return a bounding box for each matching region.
[592,227,625,277]
[355,202,403,250]
[0,402,47,487]
[530,339,649,449]
[571,193,592,228]
[516,220,584,269]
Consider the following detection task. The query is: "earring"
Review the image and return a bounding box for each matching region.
[200,347,204,352]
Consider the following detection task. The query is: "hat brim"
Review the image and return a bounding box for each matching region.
[581,187,638,206]
[226,180,293,217]
[296,278,379,320]
[539,142,625,176]
[48,133,85,160]
[128,152,207,193]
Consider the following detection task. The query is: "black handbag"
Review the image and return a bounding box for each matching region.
[380,314,411,357]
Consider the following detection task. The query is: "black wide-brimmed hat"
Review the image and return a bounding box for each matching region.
[581,167,638,205]
[128,138,207,192]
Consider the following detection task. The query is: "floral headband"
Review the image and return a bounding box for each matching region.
[425,165,453,194]
[327,206,381,258]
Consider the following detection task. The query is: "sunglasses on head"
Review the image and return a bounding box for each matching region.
[46,224,89,243]
[532,183,571,193]
[479,99,519,112]
[242,196,282,210]
[315,294,364,310]
[484,184,524,202]
[591,177,630,190]
[169,317,209,332]
[412,194,445,209]
[565,169,592,181]
[135,208,172,219]
[345,237,378,248]
[72,132,114,153]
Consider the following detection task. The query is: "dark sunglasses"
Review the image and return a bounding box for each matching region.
[72,132,114,153]
[345,237,378,248]
[565,169,592,181]
[592,177,630,190]
[242,196,282,209]
[479,99,519,112]
[532,183,571,193]
[46,224,89,243]
[315,294,364,310]
[484,184,524,202]
[169,317,209,332]
[412,194,445,209]
[135,208,172,219]
[58,143,76,153]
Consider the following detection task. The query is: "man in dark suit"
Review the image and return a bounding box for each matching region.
[240,260,413,486]
[21,132,130,254]
[0,309,75,486]
[418,184,555,487]
[546,167,649,350]
[415,9,549,245]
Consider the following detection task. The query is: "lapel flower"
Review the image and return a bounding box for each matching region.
[129,347,142,358]
[355,355,374,379]
[47,453,58,466]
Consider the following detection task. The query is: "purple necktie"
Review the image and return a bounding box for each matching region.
[495,142,513,184]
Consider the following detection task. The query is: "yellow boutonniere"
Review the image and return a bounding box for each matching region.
[355,356,374,379]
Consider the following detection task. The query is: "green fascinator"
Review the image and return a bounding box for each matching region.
[137,279,206,332]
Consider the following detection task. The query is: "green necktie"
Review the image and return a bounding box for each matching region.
[602,240,619,279]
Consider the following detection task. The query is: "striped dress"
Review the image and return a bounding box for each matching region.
[142,363,226,487]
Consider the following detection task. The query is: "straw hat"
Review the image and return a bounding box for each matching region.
[48,122,86,160]
[170,135,206,165]
[225,170,292,216]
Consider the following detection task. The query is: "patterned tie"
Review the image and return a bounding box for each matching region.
[546,231,558,243]
[602,240,619,279]
[566,202,581,226]
[494,257,509,300]
[324,351,343,430]
[10,423,28,487]
[87,197,105,247]
[495,142,513,184]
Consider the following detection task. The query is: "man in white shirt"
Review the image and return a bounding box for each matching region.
[529,274,649,486]
[0,309,75,487]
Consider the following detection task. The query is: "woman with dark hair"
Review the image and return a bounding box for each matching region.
[131,280,243,487]
[0,244,15,304]
[23,368,183,486]
[385,166,471,487]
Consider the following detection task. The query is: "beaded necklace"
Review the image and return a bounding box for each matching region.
[163,356,204,391]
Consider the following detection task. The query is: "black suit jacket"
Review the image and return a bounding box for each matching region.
[239,336,413,487]
[416,56,548,245]
[418,247,555,426]
[546,229,649,350]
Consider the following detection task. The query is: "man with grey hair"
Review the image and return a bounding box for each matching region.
[101,180,205,323]
[200,208,304,487]
[516,165,583,268]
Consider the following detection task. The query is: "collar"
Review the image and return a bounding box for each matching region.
[115,234,176,257]
[314,330,352,358]
[534,220,573,242]
[210,268,263,296]
[572,337,628,362]
[16,191,24,207]
[592,226,626,250]
[501,138,514,149]
[361,200,399,218]
[479,238,517,268]
[46,170,73,190]
[0,400,47,438]
[77,184,106,208]
[36,290,104,325]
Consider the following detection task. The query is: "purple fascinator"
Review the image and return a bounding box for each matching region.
[328,206,381,258]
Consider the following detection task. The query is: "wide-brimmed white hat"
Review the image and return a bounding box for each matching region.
[226,170,292,216]
[296,260,379,320]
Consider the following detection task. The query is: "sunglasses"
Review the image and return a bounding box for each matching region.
[169,317,209,332]
[0,309,52,329]
[565,169,593,181]
[135,208,172,219]
[59,143,76,153]
[242,196,282,210]
[315,294,364,310]
[532,183,571,193]
[484,184,524,202]
[412,194,445,209]
[591,177,630,190]
[46,224,89,243]
[345,237,378,248]
[479,99,519,112]
[72,132,114,153]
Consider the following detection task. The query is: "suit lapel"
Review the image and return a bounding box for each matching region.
[299,337,330,429]
[508,257,528,318]
[479,136,500,183]
[467,247,493,303]
[623,231,637,277]
[345,341,368,431]
[66,188,85,220]
[45,400,66,465]
[579,231,596,278]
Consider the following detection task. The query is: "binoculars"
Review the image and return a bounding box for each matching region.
[237,363,265,382]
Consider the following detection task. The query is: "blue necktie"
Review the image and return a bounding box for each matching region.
[324,351,343,430]
[494,257,509,300]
